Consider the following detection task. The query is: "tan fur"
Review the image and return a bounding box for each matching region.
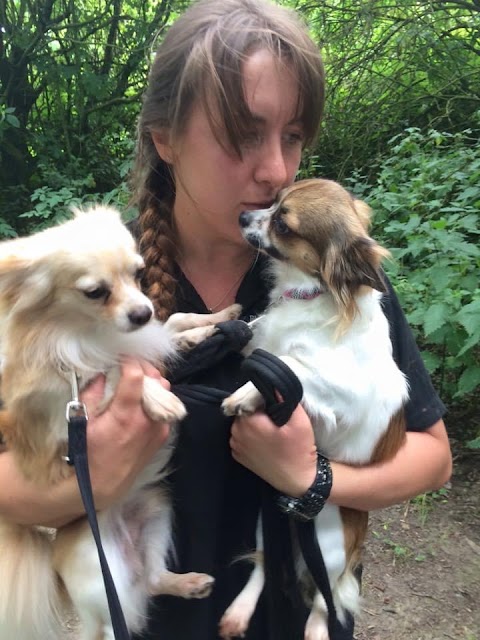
[340,507,369,574]
[371,409,406,464]
[340,410,406,584]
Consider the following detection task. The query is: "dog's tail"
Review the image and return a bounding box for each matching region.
[0,520,62,640]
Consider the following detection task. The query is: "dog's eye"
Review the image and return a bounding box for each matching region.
[134,267,145,281]
[83,286,110,301]
[274,217,290,235]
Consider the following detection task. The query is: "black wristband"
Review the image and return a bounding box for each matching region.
[276,453,332,522]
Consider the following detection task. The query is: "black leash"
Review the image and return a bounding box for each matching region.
[66,381,131,640]
[241,349,340,636]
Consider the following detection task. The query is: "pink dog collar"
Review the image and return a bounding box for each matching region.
[282,287,324,301]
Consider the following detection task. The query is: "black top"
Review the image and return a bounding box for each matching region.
[135,254,446,640]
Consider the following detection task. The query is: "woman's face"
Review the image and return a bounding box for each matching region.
[153,49,305,250]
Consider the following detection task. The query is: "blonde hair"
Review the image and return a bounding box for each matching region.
[131,0,325,319]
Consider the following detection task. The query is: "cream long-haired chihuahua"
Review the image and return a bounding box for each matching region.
[0,206,240,640]
[219,179,409,640]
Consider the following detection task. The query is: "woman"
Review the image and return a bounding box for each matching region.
[128,0,451,638]
[0,0,451,638]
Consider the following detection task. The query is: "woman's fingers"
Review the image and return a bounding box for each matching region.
[230,403,317,497]
[79,358,174,507]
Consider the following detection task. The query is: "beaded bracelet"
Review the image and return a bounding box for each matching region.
[276,453,332,522]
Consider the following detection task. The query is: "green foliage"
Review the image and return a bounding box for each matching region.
[466,436,480,450]
[0,105,20,134]
[412,488,450,526]
[348,124,480,402]
[0,0,174,224]
[20,165,134,232]
[291,0,480,180]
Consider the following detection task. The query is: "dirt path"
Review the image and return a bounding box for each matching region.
[356,447,479,640]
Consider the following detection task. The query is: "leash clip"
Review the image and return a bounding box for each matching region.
[65,371,88,422]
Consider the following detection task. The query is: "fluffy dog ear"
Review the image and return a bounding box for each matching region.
[325,237,387,294]
[345,237,388,293]
[0,254,54,311]
[323,235,389,327]
[353,199,373,230]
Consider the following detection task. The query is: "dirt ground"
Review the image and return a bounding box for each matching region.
[64,421,480,640]
[355,441,479,640]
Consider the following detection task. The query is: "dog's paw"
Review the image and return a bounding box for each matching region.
[304,611,330,640]
[174,325,217,351]
[143,377,187,423]
[222,382,264,417]
[177,572,215,599]
[219,602,253,639]
[209,303,242,323]
[149,569,214,598]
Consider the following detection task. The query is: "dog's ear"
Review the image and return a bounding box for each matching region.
[352,198,373,231]
[323,235,388,316]
[0,254,54,311]
[345,237,388,293]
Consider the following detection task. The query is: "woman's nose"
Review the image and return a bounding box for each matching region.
[254,139,288,189]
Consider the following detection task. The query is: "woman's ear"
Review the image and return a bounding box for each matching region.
[151,130,174,164]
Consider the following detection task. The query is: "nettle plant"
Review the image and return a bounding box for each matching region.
[348,125,480,409]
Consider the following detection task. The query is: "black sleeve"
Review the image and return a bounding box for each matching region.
[381,277,446,432]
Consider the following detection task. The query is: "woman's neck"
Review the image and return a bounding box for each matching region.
[178,242,256,313]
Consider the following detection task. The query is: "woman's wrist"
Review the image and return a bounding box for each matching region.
[276,453,333,521]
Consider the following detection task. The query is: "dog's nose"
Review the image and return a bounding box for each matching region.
[128,305,152,327]
[239,211,252,228]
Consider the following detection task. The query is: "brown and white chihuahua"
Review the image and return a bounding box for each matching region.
[220,179,408,640]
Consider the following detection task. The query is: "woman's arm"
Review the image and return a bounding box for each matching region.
[0,359,171,528]
[329,419,452,511]
[230,407,452,510]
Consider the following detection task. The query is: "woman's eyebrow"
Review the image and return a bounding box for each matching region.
[248,113,304,127]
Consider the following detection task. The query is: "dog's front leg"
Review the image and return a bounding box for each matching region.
[165,304,242,350]
[101,368,187,424]
[142,375,187,422]
[222,380,264,416]
[222,354,308,417]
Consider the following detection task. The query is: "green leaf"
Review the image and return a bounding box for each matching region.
[456,366,480,396]
[457,333,479,357]
[421,351,442,373]
[456,300,480,336]
[423,303,448,336]
[5,114,20,128]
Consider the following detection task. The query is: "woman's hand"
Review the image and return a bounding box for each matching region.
[0,358,173,528]
[230,402,317,497]
[81,357,172,509]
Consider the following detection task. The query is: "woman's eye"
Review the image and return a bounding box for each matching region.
[242,131,262,148]
[283,131,304,147]
[274,217,290,235]
[83,286,110,301]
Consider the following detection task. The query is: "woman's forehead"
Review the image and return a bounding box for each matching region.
[241,50,301,124]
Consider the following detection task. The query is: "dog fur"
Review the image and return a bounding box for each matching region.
[219,179,409,640]
[0,205,240,640]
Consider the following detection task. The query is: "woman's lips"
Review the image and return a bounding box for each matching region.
[242,201,275,210]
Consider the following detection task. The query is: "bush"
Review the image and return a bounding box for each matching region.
[348,124,480,404]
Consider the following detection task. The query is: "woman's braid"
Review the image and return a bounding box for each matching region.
[138,164,178,322]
